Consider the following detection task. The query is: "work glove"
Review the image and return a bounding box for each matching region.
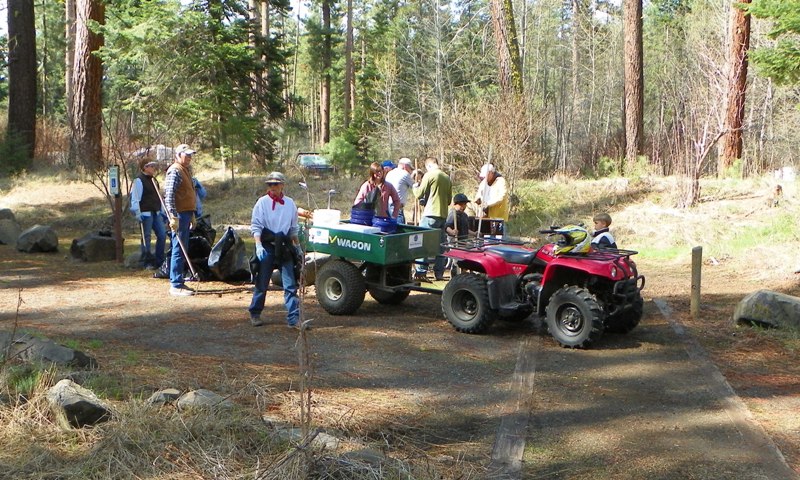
[256,243,267,262]
[169,217,179,232]
[133,211,142,222]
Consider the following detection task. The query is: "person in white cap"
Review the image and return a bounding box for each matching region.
[130,158,166,269]
[385,157,414,224]
[163,143,197,296]
[474,163,509,222]
[248,171,301,328]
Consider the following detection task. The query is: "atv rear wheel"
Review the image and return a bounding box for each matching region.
[442,273,495,333]
[545,286,604,348]
[316,260,366,315]
[604,292,644,334]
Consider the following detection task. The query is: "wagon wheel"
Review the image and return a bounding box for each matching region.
[315,260,366,315]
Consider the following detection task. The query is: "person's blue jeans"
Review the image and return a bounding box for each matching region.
[140,212,166,266]
[248,245,300,326]
[169,211,194,288]
[390,204,406,225]
[415,216,446,278]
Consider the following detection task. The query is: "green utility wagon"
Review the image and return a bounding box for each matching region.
[303,222,442,315]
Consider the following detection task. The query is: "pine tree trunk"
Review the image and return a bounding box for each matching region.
[320,0,331,145]
[343,0,353,130]
[7,0,37,166]
[720,0,751,173]
[69,0,105,171]
[623,0,643,170]
[65,0,76,127]
[490,0,523,95]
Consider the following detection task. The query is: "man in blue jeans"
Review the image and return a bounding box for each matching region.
[248,171,301,328]
[164,144,197,296]
[130,159,166,269]
[412,157,452,281]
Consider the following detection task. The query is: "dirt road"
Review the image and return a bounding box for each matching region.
[1,244,798,479]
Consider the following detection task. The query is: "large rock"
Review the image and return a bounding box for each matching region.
[733,290,800,330]
[0,218,22,245]
[0,332,98,368]
[46,379,112,428]
[16,225,59,253]
[0,208,16,222]
[176,389,233,410]
[70,231,118,262]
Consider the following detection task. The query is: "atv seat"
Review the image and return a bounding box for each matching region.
[485,245,539,266]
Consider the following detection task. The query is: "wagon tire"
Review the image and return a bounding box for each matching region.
[315,260,366,315]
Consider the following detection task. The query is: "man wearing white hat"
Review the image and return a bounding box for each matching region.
[385,157,414,224]
[474,163,509,222]
[163,143,197,296]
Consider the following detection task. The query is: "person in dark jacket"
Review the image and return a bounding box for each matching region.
[591,212,617,249]
[248,171,302,328]
[130,160,166,269]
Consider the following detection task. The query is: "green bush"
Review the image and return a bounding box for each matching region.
[321,136,360,174]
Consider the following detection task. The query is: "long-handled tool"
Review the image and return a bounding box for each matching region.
[151,177,199,281]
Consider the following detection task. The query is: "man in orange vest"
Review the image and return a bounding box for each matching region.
[164,144,197,296]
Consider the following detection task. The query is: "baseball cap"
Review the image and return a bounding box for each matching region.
[175,144,196,156]
[479,163,494,179]
[144,161,159,168]
[399,158,412,166]
[265,171,287,184]
[453,193,469,204]
[381,160,396,169]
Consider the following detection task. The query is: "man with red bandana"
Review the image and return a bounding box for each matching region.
[247,171,301,328]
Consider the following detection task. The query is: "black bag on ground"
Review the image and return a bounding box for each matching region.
[208,227,251,281]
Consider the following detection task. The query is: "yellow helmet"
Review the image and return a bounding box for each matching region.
[553,225,591,255]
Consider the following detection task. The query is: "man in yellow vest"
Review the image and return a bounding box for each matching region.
[475,163,509,221]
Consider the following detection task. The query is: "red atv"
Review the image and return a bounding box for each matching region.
[441,225,645,348]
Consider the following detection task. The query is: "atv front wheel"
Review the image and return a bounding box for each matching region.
[442,273,495,333]
[604,292,644,334]
[316,260,366,315]
[545,286,604,348]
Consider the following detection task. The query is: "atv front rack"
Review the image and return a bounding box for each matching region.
[559,247,640,260]
[442,237,526,252]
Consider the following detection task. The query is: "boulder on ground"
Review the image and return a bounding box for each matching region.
[146,388,182,406]
[17,225,59,253]
[733,289,800,330]
[46,379,112,428]
[0,208,16,222]
[0,332,98,368]
[0,218,22,245]
[125,251,144,269]
[176,389,233,410]
[70,231,118,262]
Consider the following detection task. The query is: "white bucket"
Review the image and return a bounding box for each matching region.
[313,209,341,226]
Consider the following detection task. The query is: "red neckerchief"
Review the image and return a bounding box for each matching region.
[267,190,285,210]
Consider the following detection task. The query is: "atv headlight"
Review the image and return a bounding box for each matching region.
[610,265,618,279]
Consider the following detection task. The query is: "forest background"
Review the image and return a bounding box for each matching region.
[0,0,799,207]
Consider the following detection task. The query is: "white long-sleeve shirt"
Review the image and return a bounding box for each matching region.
[250,194,299,238]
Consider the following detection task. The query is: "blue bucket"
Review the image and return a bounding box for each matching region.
[350,208,374,226]
[372,216,398,234]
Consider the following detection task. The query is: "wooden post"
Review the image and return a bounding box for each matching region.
[114,194,123,263]
[691,246,702,318]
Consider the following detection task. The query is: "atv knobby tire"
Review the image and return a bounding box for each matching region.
[604,291,644,334]
[368,287,411,305]
[442,273,495,334]
[316,260,366,315]
[545,286,604,348]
